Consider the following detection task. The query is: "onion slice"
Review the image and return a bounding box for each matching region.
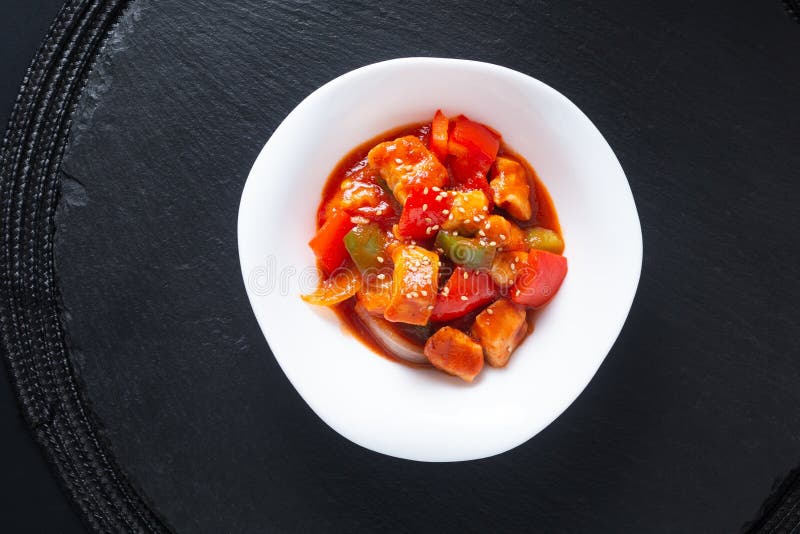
[354,302,429,364]
[301,269,360,306]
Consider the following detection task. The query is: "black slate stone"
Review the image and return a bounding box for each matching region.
[54,0,800,532]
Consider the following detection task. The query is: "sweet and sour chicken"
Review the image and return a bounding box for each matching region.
[302,110,567,382]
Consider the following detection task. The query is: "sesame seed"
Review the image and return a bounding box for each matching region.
[460,295,468,301]
[478,230,486,236]
[431,225,439,231]
[442,209,449,215]
[442,287,450,296]
[515,289,521,296]
[486,308,494,315]
[411,291,419,298]
[427,305,434,310]
[377,256,384,263]
[510,263,516,271]
[486,222,492,229]
[423,187,429,195]
[406,293,413,299]
[463,271,469,279]
[482,206,489,211]
[426,227,432,235]
[458,207,466,213]
[452,231,459,236]
[425,217,433,224]
[421,290,428,296]
[489,241,497,246]
[448,213,454,220]
[432,186,441,192]
[395,158,403,164]
[499,234,507,240]
[422,203,428,211]
[514,257,520,263]
[377,273,386,280]
[473,216,481,222]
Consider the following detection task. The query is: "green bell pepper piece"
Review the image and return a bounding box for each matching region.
[344,223,386,273]
[524,227,564,254]
[435,231,496,270]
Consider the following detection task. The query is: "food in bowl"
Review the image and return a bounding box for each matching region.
[302,109,567,382]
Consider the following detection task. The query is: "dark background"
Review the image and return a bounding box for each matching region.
[1,3,85,532]
[3,1,800,533]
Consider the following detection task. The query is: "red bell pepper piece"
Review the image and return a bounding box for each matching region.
[448,115,499,170]
[449,157,493,199]
[430,109,449,162]
[431,266,498,322]
[397,187,453,241]
[511,249,568,308]
[308,210,354,274]
[447,115,500,196]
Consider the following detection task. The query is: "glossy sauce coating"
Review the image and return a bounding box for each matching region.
[316,122,562,366]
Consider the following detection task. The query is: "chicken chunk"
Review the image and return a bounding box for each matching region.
[339,177,385,211]
[441,190,489,236]
[471,299,528,367]
[356,276,393,316]
[481,214,526,251]
[489,250,529,288]
[489,157,532,221]
[424,326,484,382]
[383,245,439,325]
[367,136,448,205]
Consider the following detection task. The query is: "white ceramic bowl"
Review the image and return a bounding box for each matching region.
[238,58,642,462]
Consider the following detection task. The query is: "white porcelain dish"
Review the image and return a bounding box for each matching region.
[238,58,642,462]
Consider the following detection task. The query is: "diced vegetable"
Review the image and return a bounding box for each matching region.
[301,268,361,306]
[397,187,453,241]
[423,326,484,382]
[431,267,498,322]
[511,249,568,308]
[435,231,496,270]
[384,245,439,325]
[308,210,355,274]
[355,302,428,364]
[489,157,532,220]
[367,136,448,205]
[524,226,564,254]
[450,157,493,199]
[449,116,500,169]
[489,250,529,288]
[481,214,526,251]
[448,116,500,196]
[430,109,449,162]
[472,299,528,367]
[344,223,387,273]
[440,190,489,235]
[356,276,393,316]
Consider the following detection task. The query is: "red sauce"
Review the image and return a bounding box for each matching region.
[314,121,562,366]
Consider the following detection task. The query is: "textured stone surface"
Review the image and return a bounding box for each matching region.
[56,0,800,532]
